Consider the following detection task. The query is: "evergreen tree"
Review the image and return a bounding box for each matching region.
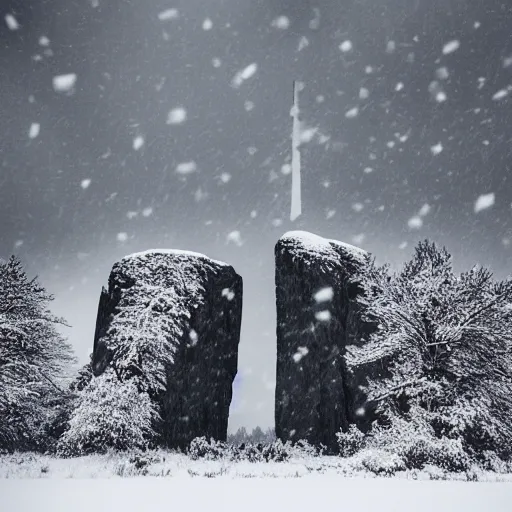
[0,256,75,451]
[103,285,185,396]
[348,241,512,458]
[58,369,159,456]
[251,426,265,444]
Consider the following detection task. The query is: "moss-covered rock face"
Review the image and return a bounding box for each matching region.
[274,231,371,452]
[92,249,243,449]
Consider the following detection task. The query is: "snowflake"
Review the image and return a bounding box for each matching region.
[53,73,77,93]
[314,287,334,303]
[345,107,359,119]
[315,310,332,322]
[80,179,92,190]
[271,16,290,30]
[5,14,19,30]
[226,230,243,246]
[293,346,309,363]
[167,107,187,124]
[133,136,144,151]
[28,123,40,139]
[474,193,495,213]
[431,143,443,156]
[232,63,258,88]
[158,9,179,21]
[408,216,423,229]
[339,40,353,52]
[176,161,197,175]
[492,89,509,101]
[442,40,460,55]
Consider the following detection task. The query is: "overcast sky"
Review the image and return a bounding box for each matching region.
[1,0,511,431]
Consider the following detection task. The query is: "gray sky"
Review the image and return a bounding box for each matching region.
[1,0,511,431]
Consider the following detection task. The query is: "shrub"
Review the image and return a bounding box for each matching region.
[261,440,290,462]
[188,437,228,461]
[355,411,471,472]
[57,370,159,456]
[356,449,406,476]
[336,425,365,457]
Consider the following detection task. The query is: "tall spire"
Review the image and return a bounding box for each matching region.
[290,80,303,221]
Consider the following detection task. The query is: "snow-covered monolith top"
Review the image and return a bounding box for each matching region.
[279,230,367,267]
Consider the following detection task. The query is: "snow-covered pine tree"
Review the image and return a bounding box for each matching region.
[0,256,75,451]
[347,240,512,459]
[102,284,184,397]
[69,354,93,392]
[58,368,159,456]
[61,278,193,455]
[228,426,249,445]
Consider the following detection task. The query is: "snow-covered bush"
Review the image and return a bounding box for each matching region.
[188,437,293,463]
[0,256,75,452]
[336,425,366,457]
[287,439,323,458]
[347,240,512,463]
[188,437,228,461]
[114,450,163,476]
[360,412,471,472]
[261,439,290,462]
[354,449,406,476]
[57,370,159,456]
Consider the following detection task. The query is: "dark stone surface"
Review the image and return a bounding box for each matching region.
[92,250,242,449]
[274,231,370,452]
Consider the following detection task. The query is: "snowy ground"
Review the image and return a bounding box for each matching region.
[1,452,512,511]
[3,474,512,512]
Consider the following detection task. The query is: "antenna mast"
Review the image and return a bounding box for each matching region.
[290,80,302,221]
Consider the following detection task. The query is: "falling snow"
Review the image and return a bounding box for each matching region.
[408,216,423,229]
[492,89,509,101]
[339,40,353,52]
[431,143,443,156]
[345,107,359,119]
[314,287,334,303]
[28,123,40,139]
[175,161,197,175]
[292,346,309,363]
[271,16,290,30]
[474,193,495,213]
[167,107,187,124]
[80,179,92,190]
[52,73,77,92]
[226,230,243,246]
[219,172,231,184]
[132,136,145,151]
[436,67,449,80]
[5,14,19,30]
[315,310,332,322]
[232,63,258,88]
[158,9,179,21]
[419,204,431,217]
[442,40,460,55]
